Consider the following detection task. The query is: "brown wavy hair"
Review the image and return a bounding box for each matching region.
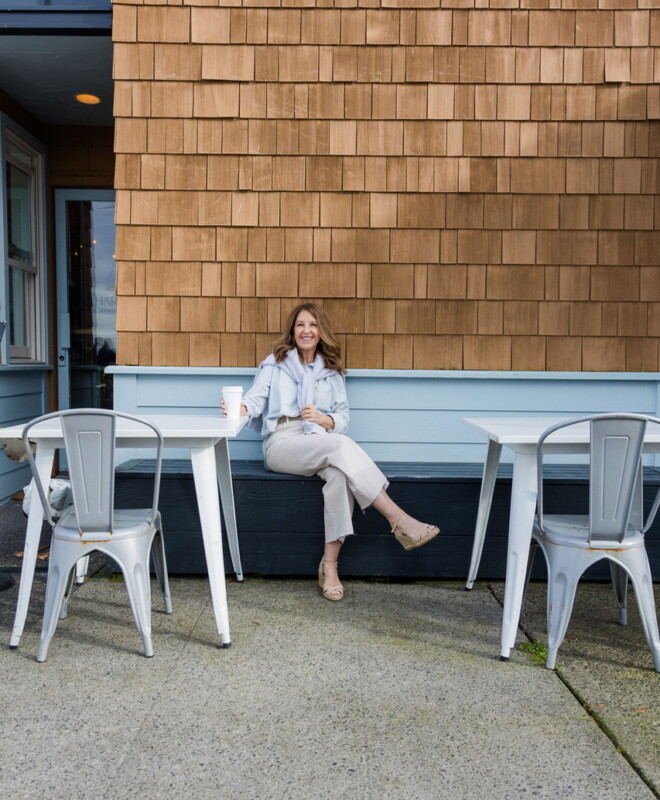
[273,303,346,374]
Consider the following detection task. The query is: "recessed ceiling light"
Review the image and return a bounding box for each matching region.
[75,93,101,105]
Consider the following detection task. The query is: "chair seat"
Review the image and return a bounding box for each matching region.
[536,515,644,551]
[54,508,158,543]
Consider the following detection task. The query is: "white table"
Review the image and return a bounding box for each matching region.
[1,413,248,650]
[463,416,660,661]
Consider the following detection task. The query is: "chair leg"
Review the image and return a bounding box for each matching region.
[37,542,86,662]
[112,534,156,658]
[75,555,90,586]
[616,550,660,673]
[58,566,77,620]
[544,547,591,670]
[151,529,173,615]
[609,561,629,626]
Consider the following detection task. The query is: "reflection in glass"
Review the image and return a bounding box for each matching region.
[66,200,116,409]
[6,162,33,265]
[8,267,28,347]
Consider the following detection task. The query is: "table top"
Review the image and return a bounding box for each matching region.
[0,413,249,442]
[463,416,660,446]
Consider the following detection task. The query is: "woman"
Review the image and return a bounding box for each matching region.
[222,303,440,601]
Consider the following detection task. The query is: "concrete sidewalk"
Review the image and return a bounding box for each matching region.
[0,499,658,800]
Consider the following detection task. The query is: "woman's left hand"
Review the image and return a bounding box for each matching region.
[301,405,334,431]
[300,404,319,424]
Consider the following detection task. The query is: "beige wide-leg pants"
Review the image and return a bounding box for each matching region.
[264,420,388,543]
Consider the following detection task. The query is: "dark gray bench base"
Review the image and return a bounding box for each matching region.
[115,460,660,580]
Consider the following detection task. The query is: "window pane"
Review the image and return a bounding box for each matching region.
[67,200,117,408]
[8,267,28,347]
[6,162,33,265]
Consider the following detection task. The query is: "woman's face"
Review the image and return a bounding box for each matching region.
[293,309,320,361]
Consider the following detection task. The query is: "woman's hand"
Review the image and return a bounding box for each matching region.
[221,399,248,417]
[301,405,335,431]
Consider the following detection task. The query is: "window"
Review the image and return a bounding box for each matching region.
[3,129,45,362]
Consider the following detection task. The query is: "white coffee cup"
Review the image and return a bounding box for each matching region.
[222,386,243,419]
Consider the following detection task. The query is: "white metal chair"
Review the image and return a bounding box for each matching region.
[529,413,660,672]
[22,409,172,662]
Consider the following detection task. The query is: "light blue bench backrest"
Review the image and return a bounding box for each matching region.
[109,367,660,466]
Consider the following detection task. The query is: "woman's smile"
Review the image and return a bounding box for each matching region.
[294,310,320,362]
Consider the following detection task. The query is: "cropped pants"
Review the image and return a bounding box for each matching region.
[264,420,388,544]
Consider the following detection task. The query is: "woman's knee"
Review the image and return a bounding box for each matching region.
[326,433,363,460]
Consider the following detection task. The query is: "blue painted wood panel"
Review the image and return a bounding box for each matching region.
[0,367,49,504]
[108,367,660,466]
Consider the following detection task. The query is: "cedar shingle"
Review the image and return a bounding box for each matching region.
[191,8,230,45]
[468,11,511,47]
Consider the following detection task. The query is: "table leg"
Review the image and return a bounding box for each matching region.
[190,445,231,647]
[466,440,502,590]
[215,438,243,582]
[500,449,537,660]
[10,446,55,649]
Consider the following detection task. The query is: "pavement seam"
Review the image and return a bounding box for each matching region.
[549,675,660,800]
[486,583,660,800]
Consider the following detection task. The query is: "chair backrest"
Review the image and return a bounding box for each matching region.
[536,413,660,543]
[63,411,116,533]
[22,409,163,537]
[589,416,646,541]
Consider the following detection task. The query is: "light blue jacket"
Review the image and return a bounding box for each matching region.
[243,360,349,439]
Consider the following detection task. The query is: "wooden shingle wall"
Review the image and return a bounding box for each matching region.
[112,1,660,371]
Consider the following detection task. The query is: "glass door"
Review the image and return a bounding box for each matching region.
[55,189,116,410]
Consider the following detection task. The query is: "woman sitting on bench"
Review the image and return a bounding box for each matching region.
[222,302,440,602]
